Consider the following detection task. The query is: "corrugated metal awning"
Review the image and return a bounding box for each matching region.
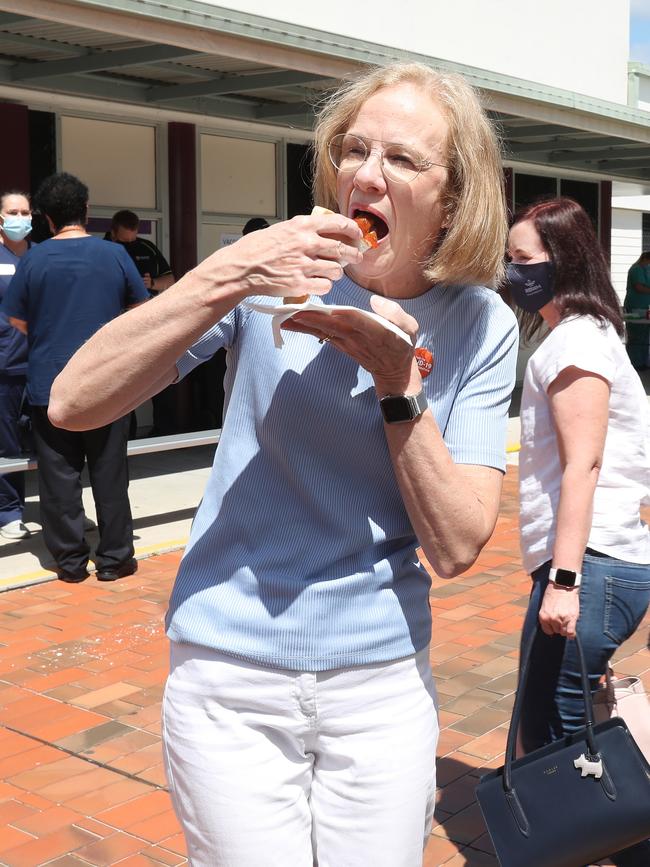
[0,2,649,183]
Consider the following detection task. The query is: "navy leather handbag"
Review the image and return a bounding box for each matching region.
[476,631,650,867]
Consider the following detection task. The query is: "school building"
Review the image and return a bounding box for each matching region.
[0,0,648,409]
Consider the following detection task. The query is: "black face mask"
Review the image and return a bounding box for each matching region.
[505,261,555,313]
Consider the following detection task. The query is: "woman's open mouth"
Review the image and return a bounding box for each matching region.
[352,209,389,247]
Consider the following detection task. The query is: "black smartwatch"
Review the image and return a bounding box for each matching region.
[549,567,582,589]
[379,390,428,424]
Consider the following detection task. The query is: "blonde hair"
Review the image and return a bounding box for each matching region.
[312,63,507,287]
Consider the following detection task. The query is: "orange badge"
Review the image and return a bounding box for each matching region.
[415,347,434,378]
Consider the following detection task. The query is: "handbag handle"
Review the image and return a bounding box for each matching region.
[503,629,599,792]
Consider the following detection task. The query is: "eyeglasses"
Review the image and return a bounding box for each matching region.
[327,133,448,184]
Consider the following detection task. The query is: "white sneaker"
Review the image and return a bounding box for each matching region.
[0,520,30,540]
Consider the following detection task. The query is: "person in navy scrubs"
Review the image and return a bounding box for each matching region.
[2,173,149,582]
[0,189,32,541]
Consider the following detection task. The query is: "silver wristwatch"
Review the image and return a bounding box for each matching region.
[379,390,428,424]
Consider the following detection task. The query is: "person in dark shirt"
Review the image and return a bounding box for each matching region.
[0,189,32,540]
[106,210,176,436]
[106,209,175,296]
[1,173,149,583]
[624,251,650,369]
[242,216,269,235]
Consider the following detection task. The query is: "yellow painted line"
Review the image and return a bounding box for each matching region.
[0,537,189,592]
[133,538,188,556]
[0,568,54,589]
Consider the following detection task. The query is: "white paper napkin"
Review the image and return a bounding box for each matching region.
[243,300,413,349]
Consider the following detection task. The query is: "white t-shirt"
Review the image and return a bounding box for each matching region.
[519,315,650,574]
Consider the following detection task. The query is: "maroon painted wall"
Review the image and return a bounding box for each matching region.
[503,167,514,221]
[599,180,612,265]
[167,121,197,279]
[0,103,30,194]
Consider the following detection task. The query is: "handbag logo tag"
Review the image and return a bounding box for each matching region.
[574,753,603,779]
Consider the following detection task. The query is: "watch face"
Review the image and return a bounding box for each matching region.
[380,396,415,424]
[553,568,577,587]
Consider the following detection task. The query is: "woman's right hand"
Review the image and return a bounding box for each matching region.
[195,213,364,302]
[538,583,580,638]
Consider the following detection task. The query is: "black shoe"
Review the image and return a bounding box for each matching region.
[57,569,89,584]
[96,558,138,582]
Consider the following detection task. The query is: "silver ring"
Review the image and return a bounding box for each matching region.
[318,335,331,344]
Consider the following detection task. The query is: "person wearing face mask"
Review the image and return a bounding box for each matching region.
[1,173,149,583]
[0,190,32,540]
[48,64,518,866]
[506,197,650,867]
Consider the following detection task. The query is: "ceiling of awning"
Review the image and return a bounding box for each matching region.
[0,11,332,123]
[492,114,650,181]
[1,9,649,183]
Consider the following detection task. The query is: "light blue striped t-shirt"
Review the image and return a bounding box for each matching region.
[166,275,518,670]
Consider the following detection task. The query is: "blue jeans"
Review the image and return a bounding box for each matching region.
[519,551,650,866]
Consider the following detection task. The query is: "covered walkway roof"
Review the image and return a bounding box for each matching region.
[1,0,650,184]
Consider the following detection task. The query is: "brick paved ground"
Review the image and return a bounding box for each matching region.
[0,466,648,866]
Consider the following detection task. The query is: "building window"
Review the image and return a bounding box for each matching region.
[560,179,599,227]
[286,143,313,218]
[61,116,157,209]
[200,134,276,216]
[513,173,600,228]
[514,173,557,212]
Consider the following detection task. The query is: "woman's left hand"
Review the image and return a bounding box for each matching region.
[538,583,580,639]
[282,295,420,391]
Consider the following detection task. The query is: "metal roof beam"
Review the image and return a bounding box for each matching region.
[0,63,259,119]
[10,44,201,81]
[147,69,328,102]
[0,60,302,123]
[0,61,149,99]
[160,95,259,119]
[0,12,33,27]
[255,101,313,120]
[486,111,516,123]
[503,123,581,138]
[0,30,91,57]
[595,162,650,173]
[549,147,650,164]
[586,159,650,170]
[507,135,642,155]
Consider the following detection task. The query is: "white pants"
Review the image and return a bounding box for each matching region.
[162,643,439,867]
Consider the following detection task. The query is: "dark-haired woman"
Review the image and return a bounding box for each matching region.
[506,197,650,866]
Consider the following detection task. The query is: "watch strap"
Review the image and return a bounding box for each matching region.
[379,389,428,424]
